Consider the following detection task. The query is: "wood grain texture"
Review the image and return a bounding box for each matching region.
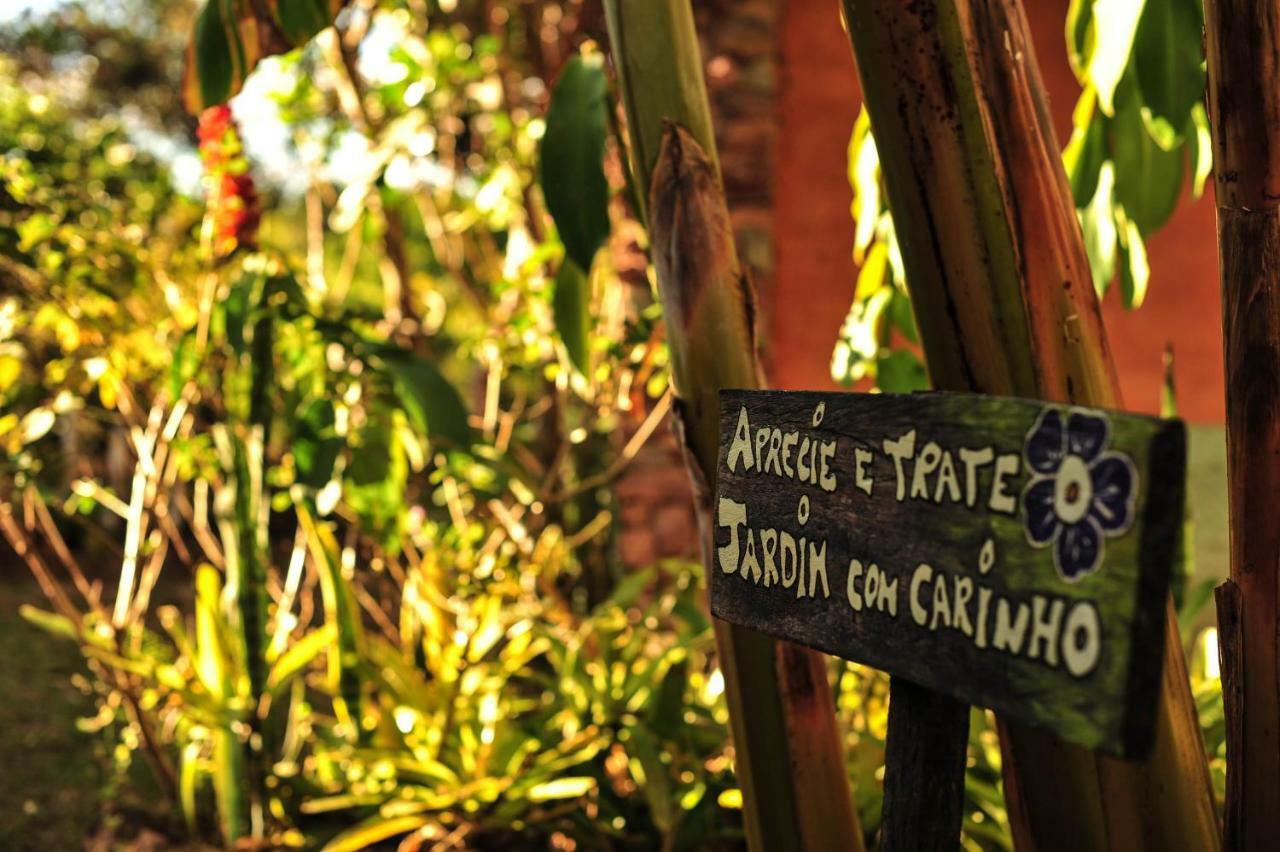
[712,390,1183,757]
[881,679,968,852]
[1205,1,1280,847]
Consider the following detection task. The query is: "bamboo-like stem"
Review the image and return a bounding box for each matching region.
[1203,2,1280,848]
[839,0,1219,848]
[603,3,863,850]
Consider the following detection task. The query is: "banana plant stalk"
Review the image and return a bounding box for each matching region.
[603,2,864,849]
[1203,1,1280,847]
[838,0,1218,848]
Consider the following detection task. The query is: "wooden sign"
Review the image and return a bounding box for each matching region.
[712,390,1185,758]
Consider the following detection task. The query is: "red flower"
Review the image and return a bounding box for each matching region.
[197,105,260,256]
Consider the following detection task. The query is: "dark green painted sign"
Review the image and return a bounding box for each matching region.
[712,390,1185,758]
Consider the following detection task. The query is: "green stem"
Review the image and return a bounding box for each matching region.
[839,0,1218,848]
[602,3,864,850]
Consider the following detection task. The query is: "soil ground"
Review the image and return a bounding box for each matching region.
[0,571,103,848]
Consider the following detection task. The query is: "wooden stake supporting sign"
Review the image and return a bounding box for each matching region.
[712,390,1185,758]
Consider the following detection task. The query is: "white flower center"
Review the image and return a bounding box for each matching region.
[1054,455,1093,524]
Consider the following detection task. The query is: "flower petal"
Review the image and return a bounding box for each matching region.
[1023,478,1059,544]
[1065,411,1109,462]
[1026,409,1065,474]
[1090,453,1135,533]
[1056,518,1102,581]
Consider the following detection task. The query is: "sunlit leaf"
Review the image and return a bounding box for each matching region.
[1079,162,1118,296]
[319,813,431,852]
[267,623,337,691]
[1063,88,1107,208]
[527,776,597,802]
[19,406,56,444]
[1088,0,1146,115]
[1117,215,1150,308]
[1188,102,1213,198]
[18,605,80,642]
[1065,0,1095,82]
[848,109,881,263]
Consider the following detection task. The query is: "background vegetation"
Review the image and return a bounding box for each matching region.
[0,0,1222,849]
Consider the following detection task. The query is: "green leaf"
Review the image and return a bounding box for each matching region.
[1132,0,1205,148]
[1117,216,1149,309]
[527,776,597,803]
[19,605,79,642]
[1188,102,1213,198]
[1113,78,1184,234]
[1080,162,1118,295]
[294,399,341,489]
[17,213,56,252]
[875,349,928,393]
[187,0,240,112]
[848,109,881,263]
[1088,0,1147,115]
[627,726,675,830]
[540,52,611,273]
[320,813,431,852]
[601,567,655,612]
[377,348,473,447]
[1063,88,1107,208]
[554,260,591,373]
[184,0,348,112]
[275,0,338,44]
[267,624,337,693]
[1065,0,1096,82]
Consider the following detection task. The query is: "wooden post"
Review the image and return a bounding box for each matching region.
[602,3,865,850]
[837,0,1219,848]
[1203,2,1280,848]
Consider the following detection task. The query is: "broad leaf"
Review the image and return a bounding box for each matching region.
[1080,162,1118,295]
[1117,216,1150,308]
[553,259,590,372]
[1063,88,1107,208]
[376,348,473,447]
[1065,0,1096,82]
[1187,102,1213,198]
[1133,0,1205,148]
[1088,0,1146,114]
[184,0,348,112]
[1112,78,1183,235]
[540,52,610,273]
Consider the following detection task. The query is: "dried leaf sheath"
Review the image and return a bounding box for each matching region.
[649,124,762,467]
[646,123,862,852]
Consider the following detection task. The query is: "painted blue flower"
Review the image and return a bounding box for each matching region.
[1021,408,1138,581]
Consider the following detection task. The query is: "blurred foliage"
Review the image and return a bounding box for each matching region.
[0,1,1226,850]
[835,0,1210,389]
[184,0,349,111]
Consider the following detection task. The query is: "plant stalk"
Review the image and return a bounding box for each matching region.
[838,0,1219,848]
[603,2,864,849]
